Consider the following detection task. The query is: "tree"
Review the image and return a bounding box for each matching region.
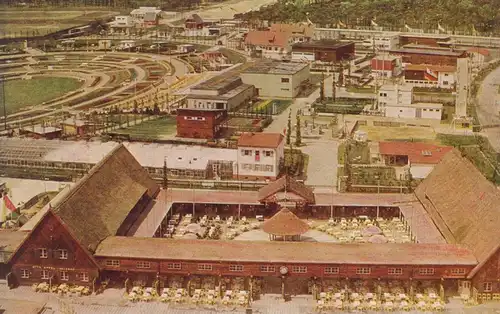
[163,159,168,190]
[319,72,325,103]
[332,74,336,101]
[338,62,344,86]
[286,110,292,145]
[295,110,302,146]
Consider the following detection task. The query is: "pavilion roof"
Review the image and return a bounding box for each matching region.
[262,208,309,236]
[258,175,315,203]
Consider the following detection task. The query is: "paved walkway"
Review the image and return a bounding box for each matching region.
[476,62,500,152]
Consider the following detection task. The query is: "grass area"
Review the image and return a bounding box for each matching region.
[346,86,375,94]
[0,10,114,37]
[351,167,399,186]
[250,99,292,115]
[358,125,437,143]
[338,141,371,164]
[4,77,83,114]
[437,133,500,185]
[111,116,177,140]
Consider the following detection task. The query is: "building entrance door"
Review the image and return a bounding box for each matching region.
[262,276,283,294]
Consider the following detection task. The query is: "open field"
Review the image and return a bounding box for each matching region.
[0,10,116,37]
[111,116,177,140]
[357,125,437,143]
[4,77,84,114]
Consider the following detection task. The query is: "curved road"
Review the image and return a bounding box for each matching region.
[476,64,500,152]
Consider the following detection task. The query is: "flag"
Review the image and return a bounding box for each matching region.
[338,20,346,28]
[3,194,16,212]
[283,127,286,135]
[424,67,438,81]
[437,23,446,32]
[371,20,378,27]
[472,25,477,36]
[404,24,412,31]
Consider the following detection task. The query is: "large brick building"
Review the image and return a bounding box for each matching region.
[176,109,227,139]
[1,147,499,303]
[291,39,355,63]
[388,47,468,66]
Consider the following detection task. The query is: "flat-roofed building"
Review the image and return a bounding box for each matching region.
[291,39,355,62]
[240,61,310,98]
[176,109,227,140]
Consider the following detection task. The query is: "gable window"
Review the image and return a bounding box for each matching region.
[260,265,276,273]
[41,270,50,280]
[324,267,339,274]
[60,271,69,281]
[137,261,151,269]
[168,263,181,270]
[229,265,244,272]
[451,268,466,275]
[59,249,68,260]
[198,264,212,271]
[388,268,403,275]
[81,272,89,282]
[106,260,120,267]
[21,269,29,279]
[419,268,435,275]
[356,267,371,275]
[484,282,492,292]
[40,248,48,259]
[242,149,252,156]
[291,266,307,273]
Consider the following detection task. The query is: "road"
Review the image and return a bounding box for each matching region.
[187,0,277,20]
[476,64,500,152]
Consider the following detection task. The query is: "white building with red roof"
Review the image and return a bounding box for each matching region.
[244,30,293,60]
[236,132,285,180]
[378,141,453,178]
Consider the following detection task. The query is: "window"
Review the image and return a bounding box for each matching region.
[264,165,274,172]
[291,266,307,273]
[21,269,29,279]
[229,265,244,272]
[443,81,449,85]
[388,268,403,275]
[60,271,69,281]
[324,267,339,274]
[81,272,89,282]
[255,150,260,162]
[137,261,151,269]
[41,270,49,280]
[444,73,449,77]
[356,267,371,275]
[242,150,252,156]
[198,264,213,271]
[106,260,120,267]
[281,77,290,83]
[168,263,182,270]
[419,268,435,275]
[429,109,434,112]
[264,151,273,157]
[281,88,290,91]
[483,282,492,292]
[40,248,48,259]
[260,265,276,273]
[451,268,466,275]
[59,249,68,260]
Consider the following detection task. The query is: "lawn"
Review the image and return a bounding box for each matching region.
[0,10,115,37]
[338,141,371,164]
[437,133,500,185]
[357,125,437,143]
[111,116,177,140]
[3,77,84,114]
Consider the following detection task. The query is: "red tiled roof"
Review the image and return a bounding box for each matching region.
[379,141,453,165]
[467,47,490,56]
[270,23,314,38]
[405,64,456,72]
[237,132,284,148]
[258,175,315,203]
[244,30,291,48]
[96,236,478,266]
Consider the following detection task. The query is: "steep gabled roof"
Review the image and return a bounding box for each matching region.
[244,30,291,48]
[51,144,159,252]
[258,175,315,203]
[262,208,309,236]
[414,149,500,276]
